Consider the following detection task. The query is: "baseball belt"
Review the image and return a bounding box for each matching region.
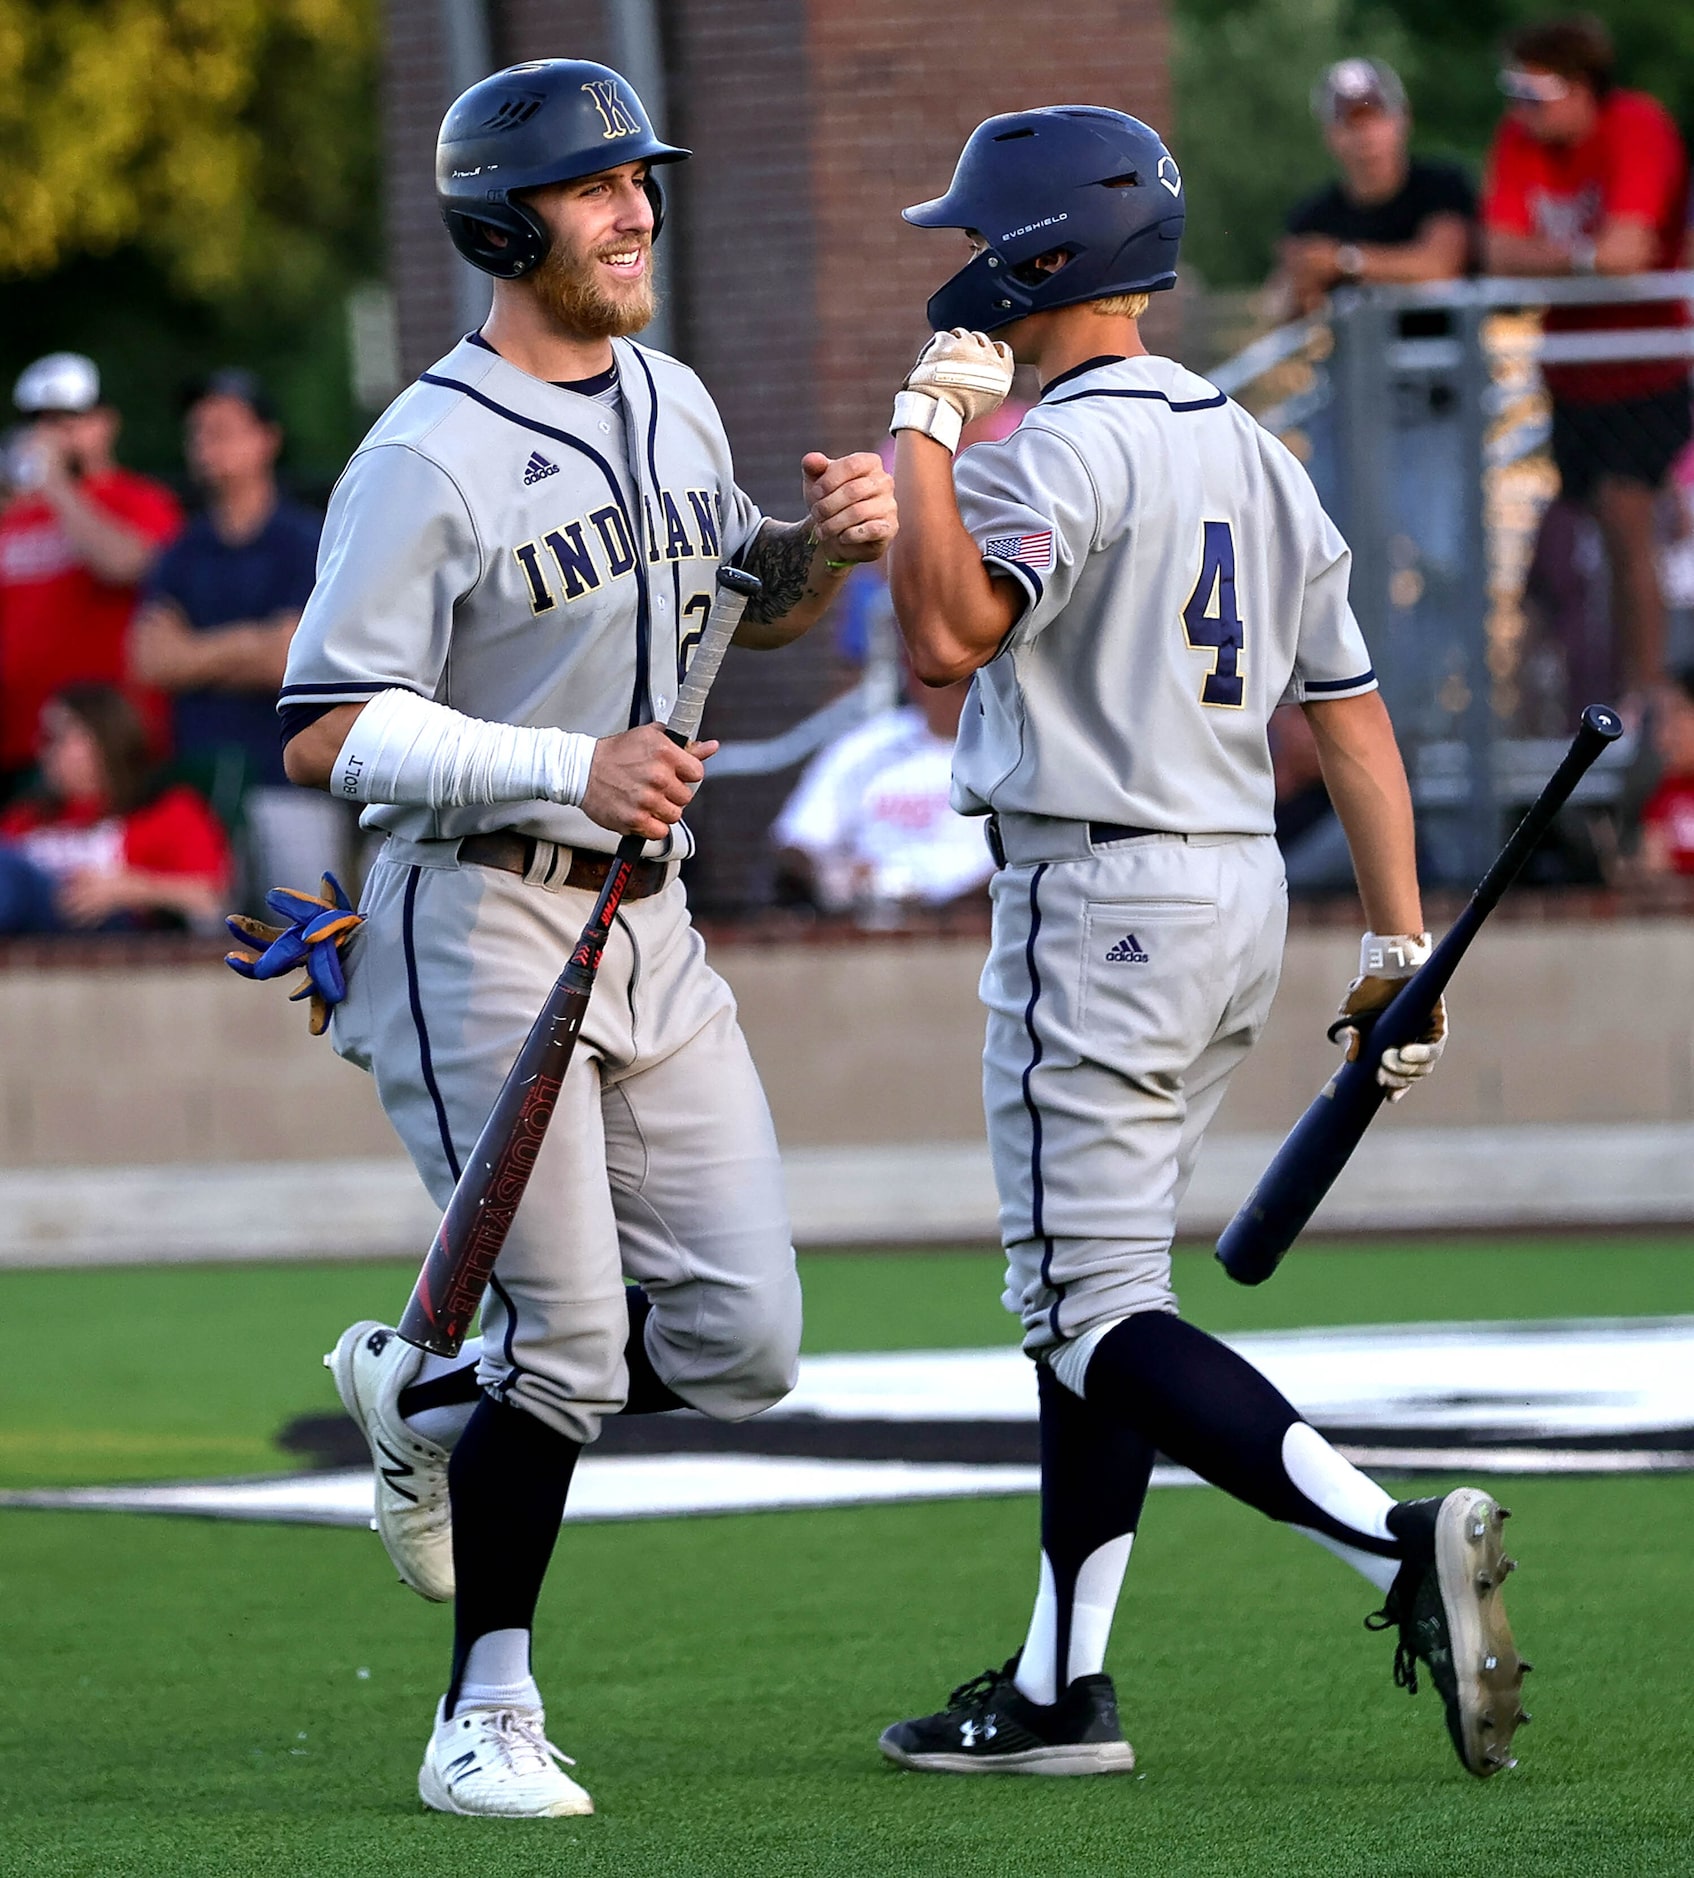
[983,812,1161,869]
[456,830,671,900]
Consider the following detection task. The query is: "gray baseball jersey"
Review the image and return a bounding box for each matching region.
[281,332,763,855]
[950,353,1376,836]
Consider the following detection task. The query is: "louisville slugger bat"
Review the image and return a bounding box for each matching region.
[1215,702,1624,1287]
[398,563,763,1355]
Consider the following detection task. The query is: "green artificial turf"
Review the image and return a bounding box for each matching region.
[3,1477,1692,1876]
[4,1241,1694,1871]
[1,1237,1691,1489]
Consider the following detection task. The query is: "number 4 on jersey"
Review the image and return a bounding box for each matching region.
[1182,519,1245,708]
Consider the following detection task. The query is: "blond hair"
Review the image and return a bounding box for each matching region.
[1092,292,1151,319]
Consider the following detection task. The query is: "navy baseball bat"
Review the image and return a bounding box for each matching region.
[1215,703,1623,1286]
[398,564,763,1356]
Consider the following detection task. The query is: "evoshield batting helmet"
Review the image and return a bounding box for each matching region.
[437,60,689,279]
[903,107,1184,332]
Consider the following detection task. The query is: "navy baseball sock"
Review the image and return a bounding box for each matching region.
[1014,1362,1156,1707]
[446,1393,581,1716]
[620,1284,687,1414]
[396,1339,485,1447]
[1084,1313,1403,1589]
[397,1362,481,1418]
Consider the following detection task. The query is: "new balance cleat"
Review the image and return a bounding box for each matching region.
[418,1701,592,1817]
[1369,1488,1529,1777]
[879,1655,1135,1775]
[325,1320,454,1602]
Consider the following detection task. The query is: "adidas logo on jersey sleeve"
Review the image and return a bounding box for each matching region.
[523,452,560,485]
[1104,933,1149,963]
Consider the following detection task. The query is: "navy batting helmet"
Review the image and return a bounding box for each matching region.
[437,60,689,279]
[903,107,1184,332]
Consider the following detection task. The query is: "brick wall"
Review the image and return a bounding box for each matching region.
[382,1,462,381]
[807,2,1172,459]
[382,0,1174,909]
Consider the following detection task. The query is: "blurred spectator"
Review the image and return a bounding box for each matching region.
[1270,704,1356,894]
[129,369,339,891]
[1631,670,1694,878]
[1521,496,1612,724]
[0,684,231,934]
[1278,59,1474,316]
[1482,15,1692,703]
[773,672,992,923]
[0,353,181,798]
[1659,438,1694,673]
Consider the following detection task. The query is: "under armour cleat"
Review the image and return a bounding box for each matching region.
[418,1700,593,1817]
[1369,1488,1529,1778]
[325,1320,454,1602]
[879,1655,1136,1775]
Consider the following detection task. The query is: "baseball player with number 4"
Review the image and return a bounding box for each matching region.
[273,60,894,1818]
[876,108,1529,1781]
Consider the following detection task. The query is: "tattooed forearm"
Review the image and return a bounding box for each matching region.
[738,519,825,624]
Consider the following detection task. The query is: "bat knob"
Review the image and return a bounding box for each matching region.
[716,565,763,599]
[1580,703,1623,742]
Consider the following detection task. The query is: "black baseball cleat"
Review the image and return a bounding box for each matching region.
[1368,1488,1530,1778]
[879,1655,1136,1775]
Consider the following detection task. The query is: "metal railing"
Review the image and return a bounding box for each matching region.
[1214,272,1694,882]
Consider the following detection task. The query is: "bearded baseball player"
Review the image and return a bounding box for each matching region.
[876,108,1527,1780]
[278,60,894,1817]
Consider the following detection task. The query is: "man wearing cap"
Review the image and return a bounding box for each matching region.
[1482,15,1691,707]
[0,354,181,798]
[1279,59,1475,316]
[130,371,336,889]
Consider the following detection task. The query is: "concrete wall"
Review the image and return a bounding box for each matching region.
[1,919,1688,1167]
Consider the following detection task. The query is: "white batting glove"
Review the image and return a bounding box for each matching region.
[890,329,1015,455]
[1327,931,1448,1100]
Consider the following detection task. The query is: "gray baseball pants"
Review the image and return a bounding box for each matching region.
[982,823,1287,1355]
[332,839,800,1443]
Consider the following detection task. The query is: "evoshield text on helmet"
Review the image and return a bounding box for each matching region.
[903,107,1184,332]
[437,59,689,279]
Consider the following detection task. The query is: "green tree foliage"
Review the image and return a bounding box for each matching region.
[1173,0,1694,288]
[0,0,378,483]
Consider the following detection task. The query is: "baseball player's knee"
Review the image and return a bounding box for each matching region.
[1007,1235,1178,1331]
[647,1267,801,1420]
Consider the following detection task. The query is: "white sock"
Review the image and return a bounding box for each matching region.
[1013,1534,1136,1707]
[415,1337,483,1387]
[405,1398,478,1448]
[1297,1527,1401,1594]
[450,1627,542,1716]
[1279,1424,1400,1592]
[402,1338,483,1449]
[1281,1422,1396,1541]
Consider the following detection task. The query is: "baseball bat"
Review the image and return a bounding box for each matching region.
[1215,703,1624,1286]
[398,563,763,1355]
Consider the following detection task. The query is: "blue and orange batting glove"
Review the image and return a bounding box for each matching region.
[225,872,363,1037]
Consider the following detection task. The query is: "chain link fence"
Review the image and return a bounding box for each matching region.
[1213,272,1694,886]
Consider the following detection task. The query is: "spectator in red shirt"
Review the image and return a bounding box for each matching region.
[1636,670,1694,878]
[1481,16,1692,706]
[0,353,182,796]
[0,683,231,933]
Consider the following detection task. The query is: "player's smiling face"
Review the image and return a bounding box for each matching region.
[521,161,657,339]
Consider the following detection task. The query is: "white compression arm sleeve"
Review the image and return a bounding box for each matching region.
[329,688,596,810]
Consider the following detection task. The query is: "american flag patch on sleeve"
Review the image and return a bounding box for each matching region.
[983,529,1056,574]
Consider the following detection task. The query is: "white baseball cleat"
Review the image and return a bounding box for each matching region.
[418,1701,594,1817]
[324,1320,454,1602]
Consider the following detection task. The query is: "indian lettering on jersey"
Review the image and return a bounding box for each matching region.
[509,488,725,615]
